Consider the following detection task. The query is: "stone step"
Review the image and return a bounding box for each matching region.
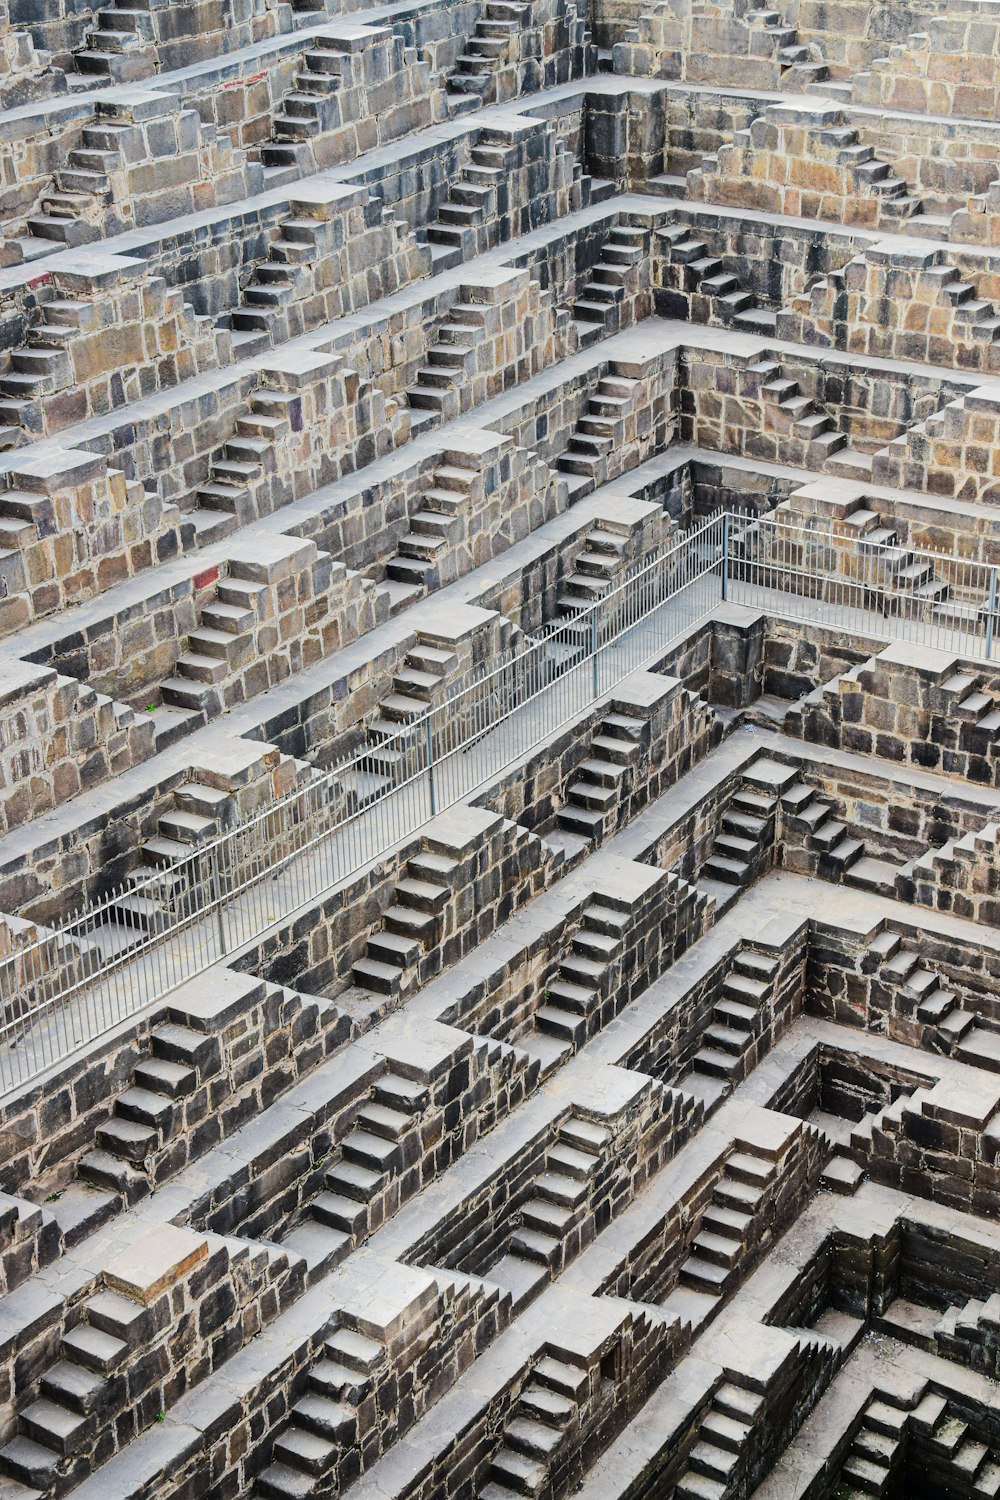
[0,1436,61,1488]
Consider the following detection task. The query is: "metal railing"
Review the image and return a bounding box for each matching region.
[0,513,726,1093]
[2,504,998,1095]
[725,510,1000,662]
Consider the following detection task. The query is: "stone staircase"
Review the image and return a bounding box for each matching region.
[698,775,781,909]
[151,553,342,737]
[902,819,1000,921]
[76,1018,224,1203]
[532,899,631,1051]
[82,753,320,956]
[689,110,923,228]
[556,710,646,842]
[156,570,277,728]
[572,223,650,345]
[935,666,1000,739]
[657,223,775,333]
[352,852,456,999]
[22,120,122,250]
[17,101,251,259]
[71,0,157,83]
[477,1352,587,1498]
[384,454,481,605]
[405,304,488,425]
[1,277,216,443]
[836,1390,909,1497]
[850,21,996,122]
[935,1292,1000,1366]
[0,1283,179,1491]
[227,207,338,352]
[672,1378,764,1499]
[256,1324,389,1498]
[756,362,849,467]
[0,1194,61,1298]
[557,522,633,616]
[835,503,950,601]
[768,498,969,623]
[918,1391,1000,1497]
[931,1295,1000,1415]
[869,930,1000,1074]
[833,1384,1000,1498]
[286,1070,432,1269]
[847,1084,933,1165]
[424,137,513,267]
[743,0,830,88]
[0,450,187,597]
[256,38,346,174]
[502,1114,607,1276]
[851,26,935,100]
[354,638,460,797]
[557,372,642,491]
[0,1254,299,1500]
[870,390,1000,504]
[780,779,867,881]
[447,0,528,110]
[779,249,1000,366]
[689,944,781,1087]
[674,1143,780,1302]
[192,385,299,540]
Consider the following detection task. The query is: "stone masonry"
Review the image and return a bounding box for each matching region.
[2,3,1000,1500]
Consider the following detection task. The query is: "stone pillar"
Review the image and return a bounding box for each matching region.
[708,604,765,707]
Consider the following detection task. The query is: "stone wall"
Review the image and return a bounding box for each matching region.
[0,446,186,636]
[238,805,559,1000]
[0,966,347,1201]
[0,1220,303,1488]
[776,241,1000,373]
[1,88,262,259]
[785,640,1000,789]
[0,658,154,837]
[0,254,224,443]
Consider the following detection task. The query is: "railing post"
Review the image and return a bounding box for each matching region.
[591,607,599,699]
[211,843,227,958]
[988,566,999,659]
[425,716,437,816]
[721,511,730,602]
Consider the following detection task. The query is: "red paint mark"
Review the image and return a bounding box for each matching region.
[222,71,267,88]
[194,566,220,590]
[26,272,52,290]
